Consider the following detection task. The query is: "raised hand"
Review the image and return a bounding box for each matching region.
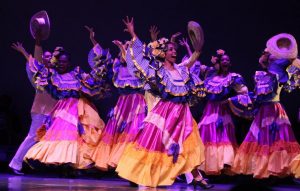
[170,32,182,43]
[179,37,192,57]
[11,42,26,53]
[11,42,29,60]
[149,25,160,41]
[122,16,136,38]
[85,25,97,46]
[179,37,189,47]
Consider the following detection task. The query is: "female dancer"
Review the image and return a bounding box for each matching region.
[10,41,57,174]
[198,49,252,175]
[233,33,300,178]
[115,17,212,189]
[86,26,147,170]
[23,31,110,169]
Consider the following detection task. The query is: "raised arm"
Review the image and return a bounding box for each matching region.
[122,17,156,81]
[170,32,181,43]
[178,50,200,69]
[85,25,99,47]
[34,29,43,63]
[149,25,160,42]
[227,75,253,119]
[179,37,192,57]
[112,40,127,61]
[85,25,112,69]
[11,42,30,61]
[123,16,137,40]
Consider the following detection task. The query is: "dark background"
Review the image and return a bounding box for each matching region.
[0,0,299,161]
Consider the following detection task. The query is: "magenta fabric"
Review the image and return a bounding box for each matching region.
[135,99,193,153]
[241,102,297,146]
[43,98,79,141]
[198,101,237,146]
[100,93,146,144]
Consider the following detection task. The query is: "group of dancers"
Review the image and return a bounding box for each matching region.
[8,11,300,189]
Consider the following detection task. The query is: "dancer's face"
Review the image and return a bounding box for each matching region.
[220,55,231,69]
[43,51,53,68]
[56,54,70,74]
[165,43,177,64]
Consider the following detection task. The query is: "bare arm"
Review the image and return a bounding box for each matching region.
[11,42,30,61]
[179,37,192,57]
[123,16,137,40]
[179,51,201,69]
[170,32,181,43]
[34,30,43,63]
[187,51,200,69]
[149,25,160,41]
[112,40,126,61]
[85,25,99,47]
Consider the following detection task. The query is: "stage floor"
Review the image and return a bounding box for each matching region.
[0,173,299,191]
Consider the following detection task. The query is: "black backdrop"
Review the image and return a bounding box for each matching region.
[0,0,300,147]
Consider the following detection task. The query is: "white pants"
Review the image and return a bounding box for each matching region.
[9,113,46,170]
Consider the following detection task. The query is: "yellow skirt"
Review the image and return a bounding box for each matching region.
[25,97,104,169]
[116,120,205,187]
[290,154,300,178]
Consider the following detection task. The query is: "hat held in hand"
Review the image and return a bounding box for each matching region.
[30,10,50,40]
[187,21,204,52]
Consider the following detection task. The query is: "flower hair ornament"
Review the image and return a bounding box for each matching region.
[50,46,65,64]
[211,49,226,64]
[147,37,169,58]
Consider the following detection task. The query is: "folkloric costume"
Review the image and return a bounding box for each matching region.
[24,45,110,169]
[90,45,147,170]
[116,22,206,186]
[9,11,57,171]
[198,49,252,175]
[233,33,300,178]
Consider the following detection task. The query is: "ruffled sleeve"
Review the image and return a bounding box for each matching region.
[284,64,300,92]
[189,68,206,99]
[88,43,112,68]
[26,62,37,89]
[189,61,201,76]
[227,73,253,118]
[126,38,156,81]
[205,73,242,96]
[157,65,205,103]
[254,71,276,96]
[80,65,107,96]
[82,47,112,99]
[228,94,253,119]
[27,55,50,90]
[112,59,145,89]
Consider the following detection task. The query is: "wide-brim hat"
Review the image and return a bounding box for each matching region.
[30,10,50,40]
[187,21,204,52]
[266,33,298,59]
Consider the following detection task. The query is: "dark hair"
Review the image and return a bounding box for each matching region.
[58,51,70,62]
[52,47,71,62]
[215,54,229,65]
[162,41,178,52]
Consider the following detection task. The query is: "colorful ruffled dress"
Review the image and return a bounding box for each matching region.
[233,59,300,178]
[91,54,147,170]
[198,72,252,175]
[115,38,206,187]
[287,63,300,178]
[24,45,109,169]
